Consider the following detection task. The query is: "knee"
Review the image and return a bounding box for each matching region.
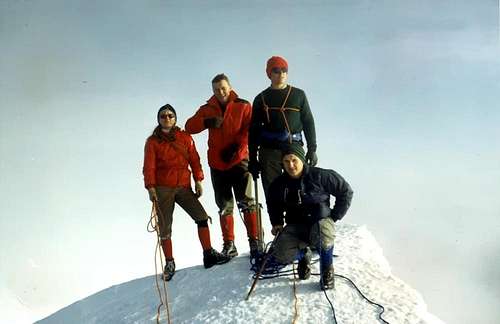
[219,205,234,216]
[160,234,172,240]
[240,204,256,214]
[196,220,208,228]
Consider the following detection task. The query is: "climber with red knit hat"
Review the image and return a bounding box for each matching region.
[249,55,318,201]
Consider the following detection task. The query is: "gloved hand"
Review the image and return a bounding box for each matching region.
[330,208,341,222]
[204,116,223,129]
[194,181,203,197]
[248,158,262,180]
[147,187,158,202]
[306,150,318,166]
[220,143,239,164]
[271,225,284,236]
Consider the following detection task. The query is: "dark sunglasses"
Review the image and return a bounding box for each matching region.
[271,67,288,74]
[160,114,176,119]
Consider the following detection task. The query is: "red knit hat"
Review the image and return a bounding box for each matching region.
[266,56,288,78]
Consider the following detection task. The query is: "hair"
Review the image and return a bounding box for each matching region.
[211,73,230,84]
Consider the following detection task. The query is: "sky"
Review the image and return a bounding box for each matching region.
[1,0,499,323]
[36,224,445,324]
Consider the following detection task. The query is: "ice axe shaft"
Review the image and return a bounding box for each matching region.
[254,177,264,243]
[245,232,280,300]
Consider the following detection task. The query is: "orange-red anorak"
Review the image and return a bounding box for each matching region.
[143,128,204,189]
[185,91,251,171]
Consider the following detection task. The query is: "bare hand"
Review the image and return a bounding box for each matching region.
[194,181,203,197]
[148,188,158,202]
[271,225,283,236]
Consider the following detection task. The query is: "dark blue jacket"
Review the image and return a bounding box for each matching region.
[267,165,353,226]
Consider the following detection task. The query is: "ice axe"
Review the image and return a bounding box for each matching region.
[253,176,264,245]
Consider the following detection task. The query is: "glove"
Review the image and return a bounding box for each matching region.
[248,158,262,180]
[147,187,158,202]
[204,116,223,129]
[271,225,284,236]
[330,209,340,222]
[305,150,318,166]
[220,143,239,164]
[194,181,203,198]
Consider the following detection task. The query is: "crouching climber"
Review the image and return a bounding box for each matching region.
[255,143,353,289]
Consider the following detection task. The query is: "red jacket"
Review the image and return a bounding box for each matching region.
[143,128,204,189]
[185,91,251,171]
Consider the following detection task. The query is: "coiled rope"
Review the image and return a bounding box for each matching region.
[147,201,172,324]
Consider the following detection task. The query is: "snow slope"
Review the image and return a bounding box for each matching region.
[36,224,445,324]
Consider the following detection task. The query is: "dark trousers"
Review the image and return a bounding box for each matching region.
[210,160,256,216]
[258,147,283,201]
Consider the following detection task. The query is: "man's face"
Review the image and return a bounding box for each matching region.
[212,79,232,104]
[269,67,288,87]
[282,153,304,178]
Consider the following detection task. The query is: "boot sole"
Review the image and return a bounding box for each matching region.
[320,278,335,290]
[225,251,238,258]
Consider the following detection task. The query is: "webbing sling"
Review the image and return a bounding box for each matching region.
[260,86,299,144]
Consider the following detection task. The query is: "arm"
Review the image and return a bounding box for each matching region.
[300,93,317,153]
[249,95,264,160]
[267,178,285,227]
[185,106,209,134]
[322,169,353,221]
[143,138,157,189]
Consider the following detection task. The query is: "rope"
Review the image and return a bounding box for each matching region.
[321,284,337,324]
[291,263,299,324]
[319,225,338,323]
[149,202,172,324]
[334,274,389,324]
[251,256,389,324]
[260,86,297,143]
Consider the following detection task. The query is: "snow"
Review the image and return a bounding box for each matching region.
[35,224,445,324]
[0,288,35,324]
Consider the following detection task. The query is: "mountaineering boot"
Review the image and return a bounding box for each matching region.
[297,247,312,280]
[320,265,335,290]
[203,248,231,269]
[249,238,264,259]
[162,259,176,281]
[222,240,238,258]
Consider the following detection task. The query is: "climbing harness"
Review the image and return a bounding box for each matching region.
[260,86,301,144]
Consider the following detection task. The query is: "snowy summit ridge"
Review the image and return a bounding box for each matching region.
[37,224,444,324]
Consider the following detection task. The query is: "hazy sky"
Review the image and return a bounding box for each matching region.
[1,1,499,323]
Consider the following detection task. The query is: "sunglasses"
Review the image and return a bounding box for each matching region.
[271,67,288,74]
[160,114,176,120]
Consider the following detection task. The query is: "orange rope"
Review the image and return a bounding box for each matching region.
[149,202,172,324]
[260,86,296,143]
[291,263,299,324]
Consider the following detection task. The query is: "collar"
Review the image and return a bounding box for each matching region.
[207,90,239,108]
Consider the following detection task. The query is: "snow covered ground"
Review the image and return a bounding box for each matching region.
[36,224,444,324]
